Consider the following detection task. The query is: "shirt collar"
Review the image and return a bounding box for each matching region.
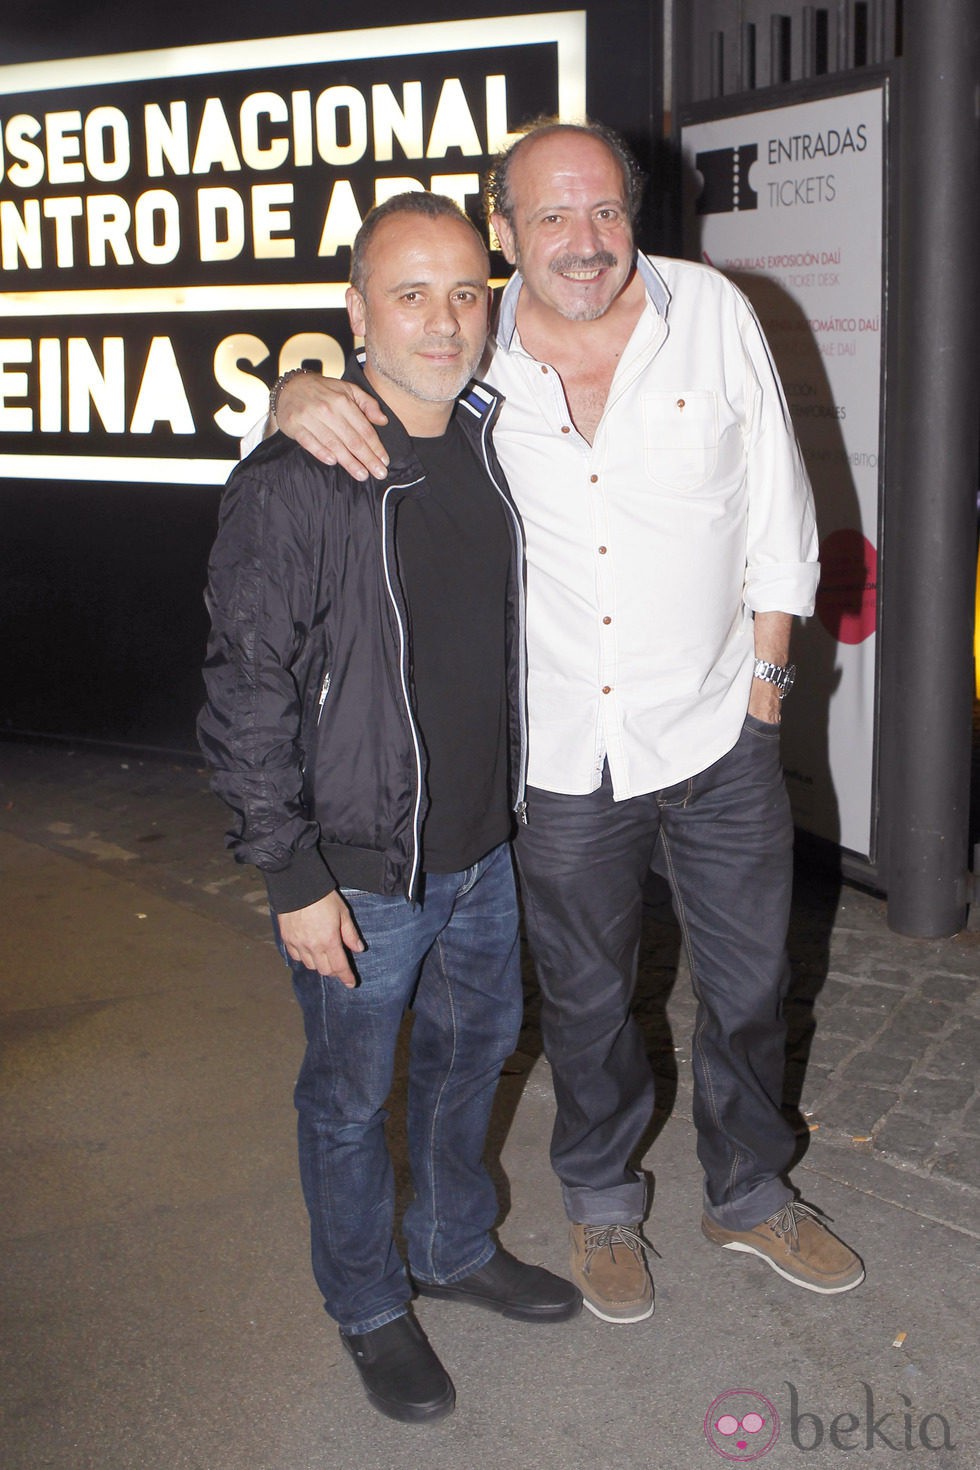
[347,348,502,470]
[495,253,671,351]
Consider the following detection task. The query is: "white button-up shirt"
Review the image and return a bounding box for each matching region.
[482,254,819,800]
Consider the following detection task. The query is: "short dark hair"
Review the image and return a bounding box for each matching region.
[484,118,645,230]
[350,191,489,293]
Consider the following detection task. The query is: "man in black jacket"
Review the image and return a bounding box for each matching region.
[198,193,579,1427]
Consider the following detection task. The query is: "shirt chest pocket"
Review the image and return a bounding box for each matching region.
[642,390,719,493]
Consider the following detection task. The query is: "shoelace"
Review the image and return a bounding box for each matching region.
[581,1224,657,1268]
[765,1200,828,1243]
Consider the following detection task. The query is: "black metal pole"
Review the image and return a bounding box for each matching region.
[883,0,980,935]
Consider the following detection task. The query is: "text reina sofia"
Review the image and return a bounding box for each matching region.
[0,77,525,452]
[0,78,522,270]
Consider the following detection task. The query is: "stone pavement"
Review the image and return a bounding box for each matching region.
[1,739,977,1469]
[2,740,978,1185]
[5,740,974,1208]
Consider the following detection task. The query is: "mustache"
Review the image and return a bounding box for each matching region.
[549,251,619,274]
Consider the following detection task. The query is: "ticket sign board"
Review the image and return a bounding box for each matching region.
[681,81,888,860]
[0,13,586,486]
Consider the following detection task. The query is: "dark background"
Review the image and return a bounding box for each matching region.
[0,1,663,752]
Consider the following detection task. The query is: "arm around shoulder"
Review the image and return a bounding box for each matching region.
[274,369,391,480]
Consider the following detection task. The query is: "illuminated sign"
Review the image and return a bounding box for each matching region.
[0,12,587,484]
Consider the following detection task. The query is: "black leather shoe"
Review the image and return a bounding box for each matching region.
[340,1313,455,1423]
[414,1246,582,1322]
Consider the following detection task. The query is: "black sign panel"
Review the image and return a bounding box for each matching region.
[0,15,584,483]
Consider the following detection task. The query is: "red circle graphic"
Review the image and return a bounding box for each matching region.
[815,528,877,645]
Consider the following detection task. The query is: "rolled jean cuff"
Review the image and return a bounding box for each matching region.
[409,1238,496,1288]
[338,1302,411,1338]
[702,1175,793,1233]
[561,1173,648,1226]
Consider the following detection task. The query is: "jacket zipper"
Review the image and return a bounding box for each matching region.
[315,670,331,725]
[478,409,530,823]
[380,478,427,898]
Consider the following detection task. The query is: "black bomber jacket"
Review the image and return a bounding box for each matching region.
[197,354,528,911]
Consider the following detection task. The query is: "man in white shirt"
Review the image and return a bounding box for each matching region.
[271,120,864,1323]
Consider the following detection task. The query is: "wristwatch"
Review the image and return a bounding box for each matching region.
[753,659,796,699]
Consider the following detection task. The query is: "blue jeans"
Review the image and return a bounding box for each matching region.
[278,841,522,1336]
[515,716,797,1232]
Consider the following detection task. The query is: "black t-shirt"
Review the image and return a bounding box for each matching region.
[397,415,512,873]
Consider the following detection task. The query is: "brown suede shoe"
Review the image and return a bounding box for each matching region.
[569,1223,655,1323]
[701,1201,865,1294]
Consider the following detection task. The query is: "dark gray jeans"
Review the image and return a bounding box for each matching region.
[514,714,797,1232]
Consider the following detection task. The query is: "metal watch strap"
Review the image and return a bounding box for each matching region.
[752,659,797,699]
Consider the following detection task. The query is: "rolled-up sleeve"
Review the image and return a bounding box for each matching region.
[737,289,820,616]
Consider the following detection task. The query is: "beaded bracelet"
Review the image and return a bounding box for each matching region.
[269,366,310,417]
